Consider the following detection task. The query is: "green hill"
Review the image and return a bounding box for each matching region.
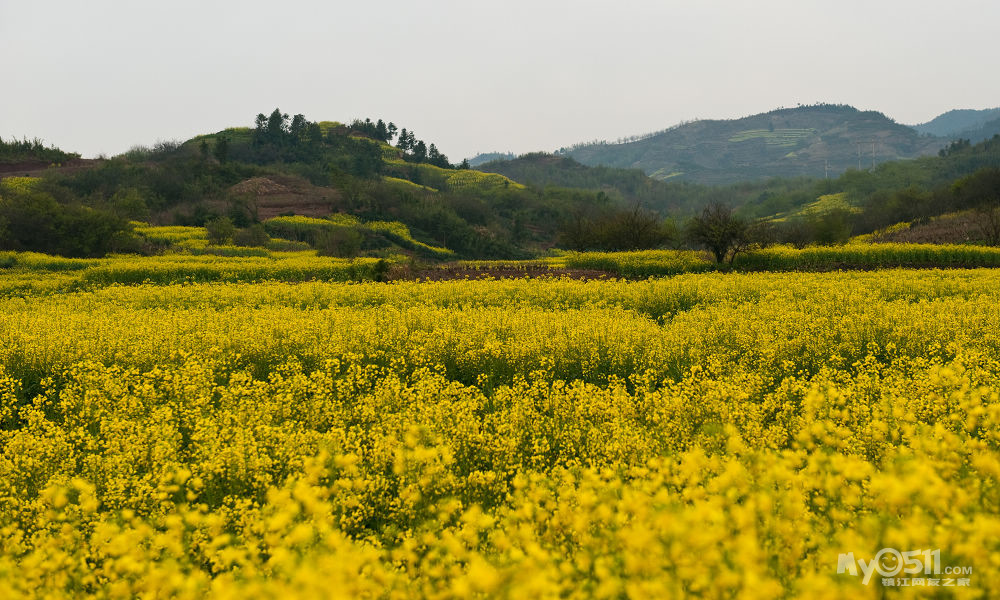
[467,151,516,167]
[911,107,1000,139]
[482,132,1000,248]
[6,106,1000,260]
[0,136,80,166]
[477,152,816,218]
[0,110,627,259]
[559,104,946,184]
[950,117,1000,146]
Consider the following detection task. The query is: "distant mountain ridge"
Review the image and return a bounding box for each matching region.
[954,117,1000,145]
[467,151,516,168]
[911,107,1000,139]
[555,104,947,184]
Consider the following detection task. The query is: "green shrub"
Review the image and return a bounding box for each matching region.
[266,238,312,252]
[0,187,135,257]
[234,224,270,247]
[316,227,364,258]
[206,216,236,245]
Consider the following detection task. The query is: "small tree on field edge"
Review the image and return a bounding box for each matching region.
[685,203,749,263]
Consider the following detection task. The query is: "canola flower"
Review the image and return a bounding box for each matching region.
[0,176,41,195]
[258,217,452,258]
[0,266,998,598]
[444,170,524,193]
[0,251,386,289]
[558,244,1000,277]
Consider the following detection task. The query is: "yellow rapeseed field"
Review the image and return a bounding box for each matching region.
[0,264,998,598]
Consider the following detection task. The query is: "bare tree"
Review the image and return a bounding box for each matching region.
[976,200,1000,246]
[685,203,749,263]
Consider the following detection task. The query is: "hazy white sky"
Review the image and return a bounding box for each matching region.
[2,0,999,160]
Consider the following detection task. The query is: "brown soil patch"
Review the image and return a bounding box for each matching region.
[226,175,342,219]
[230,177,292,196]
[875,211,988,245]
[387,264,618,281]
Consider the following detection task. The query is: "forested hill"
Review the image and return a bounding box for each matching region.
[476,152,815,218]
[480,133,1000,245]
[558,104,945,184]
[6,106,1000,260]
[467,152,516,167]
[911,108,1000,140]
[1,110,655,258]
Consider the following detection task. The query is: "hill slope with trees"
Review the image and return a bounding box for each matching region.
[911,107,1000,140]
[1,110,660,258]
[477,152,818,219]
[484,134,1000,251]
[559,104,946,184]
[5,106,1000,260]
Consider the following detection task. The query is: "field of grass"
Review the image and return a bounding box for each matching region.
[0,264,998,597]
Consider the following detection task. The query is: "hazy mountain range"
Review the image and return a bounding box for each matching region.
[472,104,1000,184]
[910,107,1000,138]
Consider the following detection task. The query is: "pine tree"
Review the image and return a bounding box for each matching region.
[397,128,411,152]
[265,109,290,145]
[375,119,389,143]
[290,114,308,140]
[428,144,450,168]
[413,140,427,162]
[213,136,229,164]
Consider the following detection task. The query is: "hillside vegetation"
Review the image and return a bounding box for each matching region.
[479,152,820,219]
[559,104,945,184]
[912,107,1000,141]
[5,104,1000,260]
[741,135,1000,240]
[484,132,1000,244]
[0,136,80,166]
[0,110,635,259]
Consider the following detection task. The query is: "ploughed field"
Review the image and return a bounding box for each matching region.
[1,265,999,598]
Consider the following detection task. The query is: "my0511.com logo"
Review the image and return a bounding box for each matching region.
[837,548,973,587]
